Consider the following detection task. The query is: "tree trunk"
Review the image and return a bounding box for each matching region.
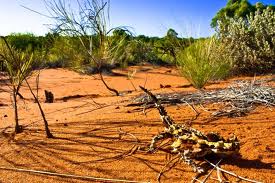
[13,89,22,133]
[24,79,54,138]
[34,97,54,138]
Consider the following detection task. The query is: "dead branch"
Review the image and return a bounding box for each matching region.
[205,159,262,183]
[216,166,223,183]
[201,159,222,183]
[191,159,223,183]
[118,128,140,143]
[129,80,274,117]
[157,154,181,183]
[99,71,119,96]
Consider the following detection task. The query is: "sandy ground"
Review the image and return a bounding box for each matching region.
[0,65,274,183]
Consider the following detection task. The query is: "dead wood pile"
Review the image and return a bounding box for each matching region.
[128,80,275,117]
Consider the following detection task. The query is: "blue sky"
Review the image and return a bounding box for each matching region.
[0,0,274,37]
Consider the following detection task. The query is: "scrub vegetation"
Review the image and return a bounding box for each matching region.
[0,1,274,182]
[0,0,274,131]
[1,0,273,90]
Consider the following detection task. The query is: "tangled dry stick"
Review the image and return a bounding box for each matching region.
[129,80,274,118]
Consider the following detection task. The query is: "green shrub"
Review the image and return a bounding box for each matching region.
[6,33,43,51]
[177,37,232,89]
[124,40,158,65]
[217,7,275,73]
[47,36,88,69]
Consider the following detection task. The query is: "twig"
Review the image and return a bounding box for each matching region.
[35,70,41,98]
[216,166,223,183]
[157,154,180,183]
[201,159,223,183]
[118,128,140,143]
[191,177,203,183]
[143,73,148,88]
[205,159,262,183]
[184,101,200,120]
[0,166,150,183]
[191,159,223,183]
[209,177,220,181]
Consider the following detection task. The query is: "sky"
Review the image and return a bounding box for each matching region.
[0,0,274,38]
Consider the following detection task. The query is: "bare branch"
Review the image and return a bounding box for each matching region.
[205,159,262,183]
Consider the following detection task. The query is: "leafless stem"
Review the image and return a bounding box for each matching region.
[205,159,262,183]
[216,167,223,183]
[157,154,180,183]
[118,128,140,143]
[201,159,222,183]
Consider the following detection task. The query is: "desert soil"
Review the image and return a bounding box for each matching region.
[0,65,274,183]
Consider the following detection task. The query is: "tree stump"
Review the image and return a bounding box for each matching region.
[45,90,54,103]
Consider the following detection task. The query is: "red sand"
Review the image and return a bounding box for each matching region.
[0,65,274,183]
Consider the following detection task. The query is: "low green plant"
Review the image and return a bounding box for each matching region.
[177,37,232,89]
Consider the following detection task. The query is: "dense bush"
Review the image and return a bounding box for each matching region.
[6,33,44,51]
[217,7,275,73]
[108,31,165,67]
[46,36,88,69]
[4,33,58,69]
[177,37,232,89]
[1,29,236,79]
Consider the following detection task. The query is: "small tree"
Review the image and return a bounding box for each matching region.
[43,0,130,96]
[155,28,179,63]
[0,37,53,138]
[211,0,275,29]
[211,0,255,28]
[0,37,34,133]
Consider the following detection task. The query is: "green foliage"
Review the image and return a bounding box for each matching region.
[108,29,166,67]
[6,33,45,51]
[217,8,275,73]
[0,28,208,72]
[211,0,252,28]
[166,28,178,38]
[152,28,194,64]
[126,40,159,65]
[212,0,275,28]
[44,0,124,71]
[0,37,35,133]
[47,36,88,69]
[154,28,179,63]
[177,37,232,89]
[106,28,132,67]
[0,39,34,86]
[4,33,57,69]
